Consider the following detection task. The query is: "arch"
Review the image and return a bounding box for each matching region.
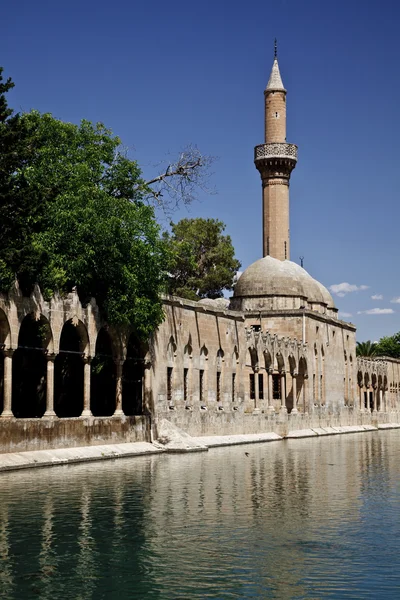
[0,308,11,348]
[54,319,88,417]
[12,314,53,418]
[122,333,145,415]
[198,345,209,404]
[167,336,177,364]
[184,340,193,364]
[288,354,296,375]
[216,348,224,371]
[232,346,239,368]
[276,352,285,373]
[297,356,308,413]
[264,350,272,372]
[91,328,116,417]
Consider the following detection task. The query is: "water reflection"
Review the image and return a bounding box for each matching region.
[0,432,399,598]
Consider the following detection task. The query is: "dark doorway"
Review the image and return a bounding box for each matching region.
[122,334,144,415]
[12,315,48,418]
[91,328,116,416]
[55,321,85,417]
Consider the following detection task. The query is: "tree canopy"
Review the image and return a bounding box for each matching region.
[356,334,400,359]
[375,332,400,359]
[163,218,241,301]
[0,67,237,335]
[0,69,167,337]
[356,340,378,357]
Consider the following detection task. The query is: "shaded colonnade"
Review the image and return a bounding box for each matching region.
[12,314,51,418]
[90,328,116,417]
[54,320,88,418]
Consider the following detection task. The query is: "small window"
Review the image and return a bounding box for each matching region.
[275,112,279,117]
[232,373,236,402]
[250,373,255,400]
[216,371,221,402]
[258,373,264,400]
[253,324,261,332]
[199,369,204,402]
[167,367,173,403]
[273,374,280,399]
[184,368,188,402]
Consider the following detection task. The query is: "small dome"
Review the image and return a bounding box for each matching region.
[233,256,334,308]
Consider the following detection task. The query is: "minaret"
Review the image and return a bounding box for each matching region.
[254,41,297,260]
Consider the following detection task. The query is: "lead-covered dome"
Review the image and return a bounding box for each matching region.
[230,256,335,314]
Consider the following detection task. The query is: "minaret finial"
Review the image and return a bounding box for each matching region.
[274,38,277,59]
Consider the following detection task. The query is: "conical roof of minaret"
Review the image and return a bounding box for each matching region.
[266,58,286,92]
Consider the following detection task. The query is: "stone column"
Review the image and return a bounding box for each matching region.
[291,372,298,414]
[379,388,383,412]
[268,369,274,412]
[44,354,56,417]
[1,349,14,418]
[81,356,92,417]
[373,387,377,413]
[280,371,287,412]
[113,359,124,416]
[359,386,364,412]
[303,375,309,413]
[254,368,259,409]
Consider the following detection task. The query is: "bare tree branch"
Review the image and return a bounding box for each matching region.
[134,145,216,212]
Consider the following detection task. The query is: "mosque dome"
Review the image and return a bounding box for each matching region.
[231,256,335,313]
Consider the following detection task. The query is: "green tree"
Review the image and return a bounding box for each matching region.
[356,340,378,357]
[0,66,214,335]
[375,332,400,359]
[0,74,167,337]
[163,218,241,301]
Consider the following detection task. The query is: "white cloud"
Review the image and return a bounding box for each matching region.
[390,297,400,304]
[357,308,394,315]
[371,294,383,300]
[339,312,353,318]
[329,282,369,297]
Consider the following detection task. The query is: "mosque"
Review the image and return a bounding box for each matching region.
[0,52,399,453]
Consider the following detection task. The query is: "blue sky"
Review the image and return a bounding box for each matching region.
[1,0,399,341]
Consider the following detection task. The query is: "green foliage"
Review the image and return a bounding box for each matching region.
[0,72,168,338]
[375,332,400,359]
[163,218,241,300]
[356,340,378,357]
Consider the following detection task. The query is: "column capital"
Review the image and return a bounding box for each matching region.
[114,358,125,368]
[3,348,15,358]
[45,352,56,362]
[83,355,92,365]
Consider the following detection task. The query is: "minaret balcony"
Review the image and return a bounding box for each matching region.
[254,142,298,163]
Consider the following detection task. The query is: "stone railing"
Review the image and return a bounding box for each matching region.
[254,143,298,162]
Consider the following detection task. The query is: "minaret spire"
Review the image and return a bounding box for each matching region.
[254,46,298,260]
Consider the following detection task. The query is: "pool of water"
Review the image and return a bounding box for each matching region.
[1,431,400,599]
